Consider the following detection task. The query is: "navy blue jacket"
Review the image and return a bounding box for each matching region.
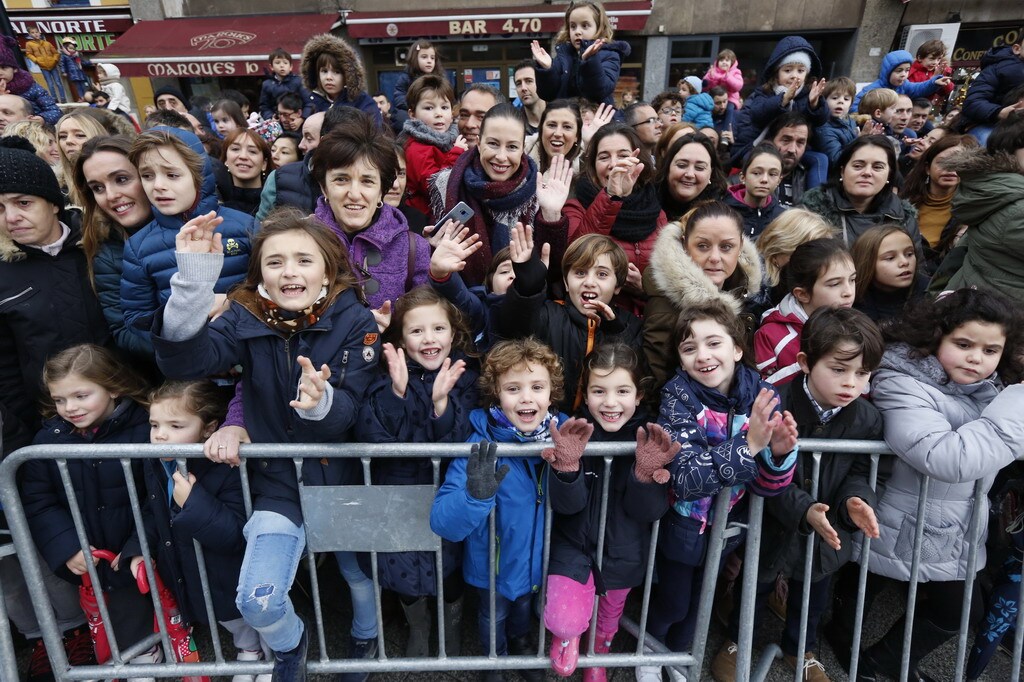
[95,238,152,358]
[152,287,381,526]
[548,408,669,590]
[121,127,254,335]
[274,159,320,214]
[813,116,859,164]
[963,46,1024,125]
[535,40,630,109]
[259,72,310,120]
[307,90,383,127]
[58,51,89,82]
[731,36,829,166]
[123,458,246,625]
[21,400,150,591]
[355,353,479,596]
[430,273,504,352]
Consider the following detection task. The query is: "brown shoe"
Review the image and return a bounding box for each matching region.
[710,641,738,682]
[784,652,832,682]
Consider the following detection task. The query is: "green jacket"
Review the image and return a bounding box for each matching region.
[946,149,1024,302]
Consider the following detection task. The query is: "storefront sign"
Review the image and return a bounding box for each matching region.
[951,24,1023,67]
[11,15,134,54]
[132,61,265,78]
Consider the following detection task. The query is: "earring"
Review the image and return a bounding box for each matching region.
[376,199,384,208]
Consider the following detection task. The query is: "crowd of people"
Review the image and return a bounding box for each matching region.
[2,2,1024,681]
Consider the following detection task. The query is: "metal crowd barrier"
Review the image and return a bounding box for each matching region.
[0,439,1020,681]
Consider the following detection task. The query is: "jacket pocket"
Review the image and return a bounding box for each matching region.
[658,513,707,566]
[0,286,37,311]
[893,514,960,564]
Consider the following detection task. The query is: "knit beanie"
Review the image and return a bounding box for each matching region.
[780,51,812,71]
[153,86,190,111]
[683,76,703,94]
[0,136,65,209]
[0,36,20,69]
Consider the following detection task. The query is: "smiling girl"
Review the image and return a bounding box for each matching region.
[216,128,273,215]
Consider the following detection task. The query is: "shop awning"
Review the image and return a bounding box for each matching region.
[345,2,652,40]
[95,13,338,78]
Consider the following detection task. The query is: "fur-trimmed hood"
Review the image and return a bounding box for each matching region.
[300,33,365,100]
[947,146,1024,227]
[945,146,1022,178]
[645,220,762,315]
[0,213,81,264]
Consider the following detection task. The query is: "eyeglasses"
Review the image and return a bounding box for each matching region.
[631,117,660,128]
[357,246,382,296]
[659,108,682,116]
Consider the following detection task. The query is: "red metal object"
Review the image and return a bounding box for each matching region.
[77,549,117,664]
[135,561,210,682]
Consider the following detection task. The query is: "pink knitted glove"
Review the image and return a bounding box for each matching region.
[541,418,594,473]
[633,424,680,484]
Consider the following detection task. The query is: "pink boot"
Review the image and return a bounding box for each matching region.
[550,635,581,677]
[582,631,614,682]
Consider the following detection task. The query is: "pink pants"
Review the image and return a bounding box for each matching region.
[543,573,630,640]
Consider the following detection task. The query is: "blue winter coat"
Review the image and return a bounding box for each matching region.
[731,36,829,166]
[95,238,152,357]
[21,400,150,591]
[307,89,383,127]
[16,80,62,126]
[683,93,715,130]
[392,72,413,111]
[355,353,479,596]
[535,40,630,108]
[152,287,381,527]
[963,46,1024,125]
[58,51,89,83]
[852,50,943,113]
[813,116,859,164]
[122,458,246,625]
[430,409,567,601]
[430,273,504,352]
[259,72,310,120]
[121,127,254,335]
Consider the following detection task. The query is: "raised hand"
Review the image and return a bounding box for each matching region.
[781,81,800,107]
[429,224,482,279]
[204,424,250,466]
[806,503,841,550]
[175,211,224,254]
[289,355,332,411]
[383,342,409,398]
[580,38,606,61]
[860,119,885,137]
[846,497,880,539]
[606,149,644,198]
[746,388,780,453]
[423,219,463,249]
[466,441,509,499]
[581,102,616,147]
[453,135,469,151]
[530,40,553,70]
[508,222,536,265]
[625,262,642,291]
[769,410,799,458]
[537,154,574,221]
[372,300,392,333]
[633,423,681,484]
[541,417,594,473]
[808,78,827,108]
[432,357,467,416]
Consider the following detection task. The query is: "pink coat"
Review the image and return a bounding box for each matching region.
[703,62,744,107]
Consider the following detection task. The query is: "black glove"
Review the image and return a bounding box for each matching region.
[466,441,509,500]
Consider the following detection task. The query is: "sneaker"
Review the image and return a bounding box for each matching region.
[27,638,55,682]
[335,636,378,682]
[273,625,308,682]
[635,665,663,682]
[235,648,273,682]
[127,644,163,682]
[710,641,738,682]
[550,636,580,677]
[783,652,831,682]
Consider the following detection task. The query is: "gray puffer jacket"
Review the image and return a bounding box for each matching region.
[859,343,1024,582]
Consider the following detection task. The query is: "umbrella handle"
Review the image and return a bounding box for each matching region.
[135,560,150,594]
[90,549,117,563]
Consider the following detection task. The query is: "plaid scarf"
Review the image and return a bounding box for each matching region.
[231,284,332,335]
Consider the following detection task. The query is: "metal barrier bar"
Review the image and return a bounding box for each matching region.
[954,479,987,681]
[0,540,21,682]
[1013,563,1024,682]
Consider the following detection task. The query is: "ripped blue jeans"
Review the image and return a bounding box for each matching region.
[235,510,378,653]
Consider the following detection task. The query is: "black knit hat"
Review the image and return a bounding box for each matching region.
[0,136,64,208]
[153,85,191,111]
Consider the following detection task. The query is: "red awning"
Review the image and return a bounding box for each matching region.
[95,13,338,78]
[345,2,652,40]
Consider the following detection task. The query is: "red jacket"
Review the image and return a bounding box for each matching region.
[908,60,953,105]
[754,293,808,386]
[404,137,464,215]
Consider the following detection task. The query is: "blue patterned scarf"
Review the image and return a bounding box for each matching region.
[487,405,557,442]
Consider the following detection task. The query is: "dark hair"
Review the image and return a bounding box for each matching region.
[656,133,727,217]
[672,300,753,369]
[269,47,291,63]
[912,97,933,110]
[274,130,304,160]
[651,91,685,113]
[143,109,192,131]
[385,285,476,359]
[479,102,527,142]
[129,130,204,202]
[405,74,455,111]
[708,86,728,98]
[322,105,372,138]
[901,133,975,206]
[822,77,856,100]
[513,59,537,77]
[741,142,784,175]
[406,39,444,76]
[277,92,303,113]
[582,342,654,404]
[766,112,811,142]
[561,234,629,288]
[832,136,899,210]
[220,89,250,110]
[536,99,582,170]
[987,111,1024,155]
[884,288,1024,383]
[786,238,852,295]
[680,201,749,292]
[850,224,916,300]
[42,344,150,417]
[623,101,652,127]
[1003,85,1024,107]
[220,128,273,173]
[311,116,397,197]
[916,39,946,59]
[150,379,229,428]
[460,83,505,106]
[583,123,654,188]
[485,246,513,292]
[801,307,884,371]
[211,99,247,128]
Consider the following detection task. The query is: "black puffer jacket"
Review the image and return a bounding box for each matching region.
[0,216,112,441]
[759,381,882,582]
[547,408,669,590]
[274,159,319,215]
